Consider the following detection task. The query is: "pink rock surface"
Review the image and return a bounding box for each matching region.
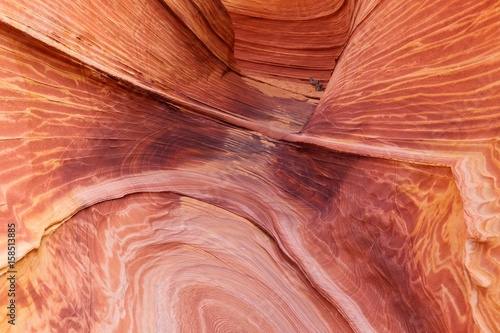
[0,0,498,332]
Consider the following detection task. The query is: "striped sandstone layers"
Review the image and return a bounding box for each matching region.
[0,0,498,332]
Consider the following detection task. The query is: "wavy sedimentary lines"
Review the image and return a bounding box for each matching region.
[300,0,500,331]
[271,147,475,332]
[304,0,500,145]
[1,193,351,332]
[0,0,499,332]
[0,16,356,331]
[220,0,354,96]
[0,0,316,134]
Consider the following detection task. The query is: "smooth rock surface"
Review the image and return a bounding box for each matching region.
[0,0,498,332]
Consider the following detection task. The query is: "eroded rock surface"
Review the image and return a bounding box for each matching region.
[0,0,498,332]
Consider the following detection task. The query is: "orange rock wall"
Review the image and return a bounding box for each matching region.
[0,0,498,332]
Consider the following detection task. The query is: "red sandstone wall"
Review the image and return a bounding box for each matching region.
[0,0,498,332]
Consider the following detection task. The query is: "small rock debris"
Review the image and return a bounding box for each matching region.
[309,77,324,91]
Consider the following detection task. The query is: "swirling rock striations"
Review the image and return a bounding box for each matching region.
[221,0,352,82]
[0,0,499,332]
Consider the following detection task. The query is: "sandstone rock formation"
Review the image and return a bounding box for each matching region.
[0,0,498,332]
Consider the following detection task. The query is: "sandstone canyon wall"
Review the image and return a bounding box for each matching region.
[0,0,499,332]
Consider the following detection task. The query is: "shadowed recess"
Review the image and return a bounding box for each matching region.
[0,0,499,332]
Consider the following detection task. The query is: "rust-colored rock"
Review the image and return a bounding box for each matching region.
[0,0,498,332]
